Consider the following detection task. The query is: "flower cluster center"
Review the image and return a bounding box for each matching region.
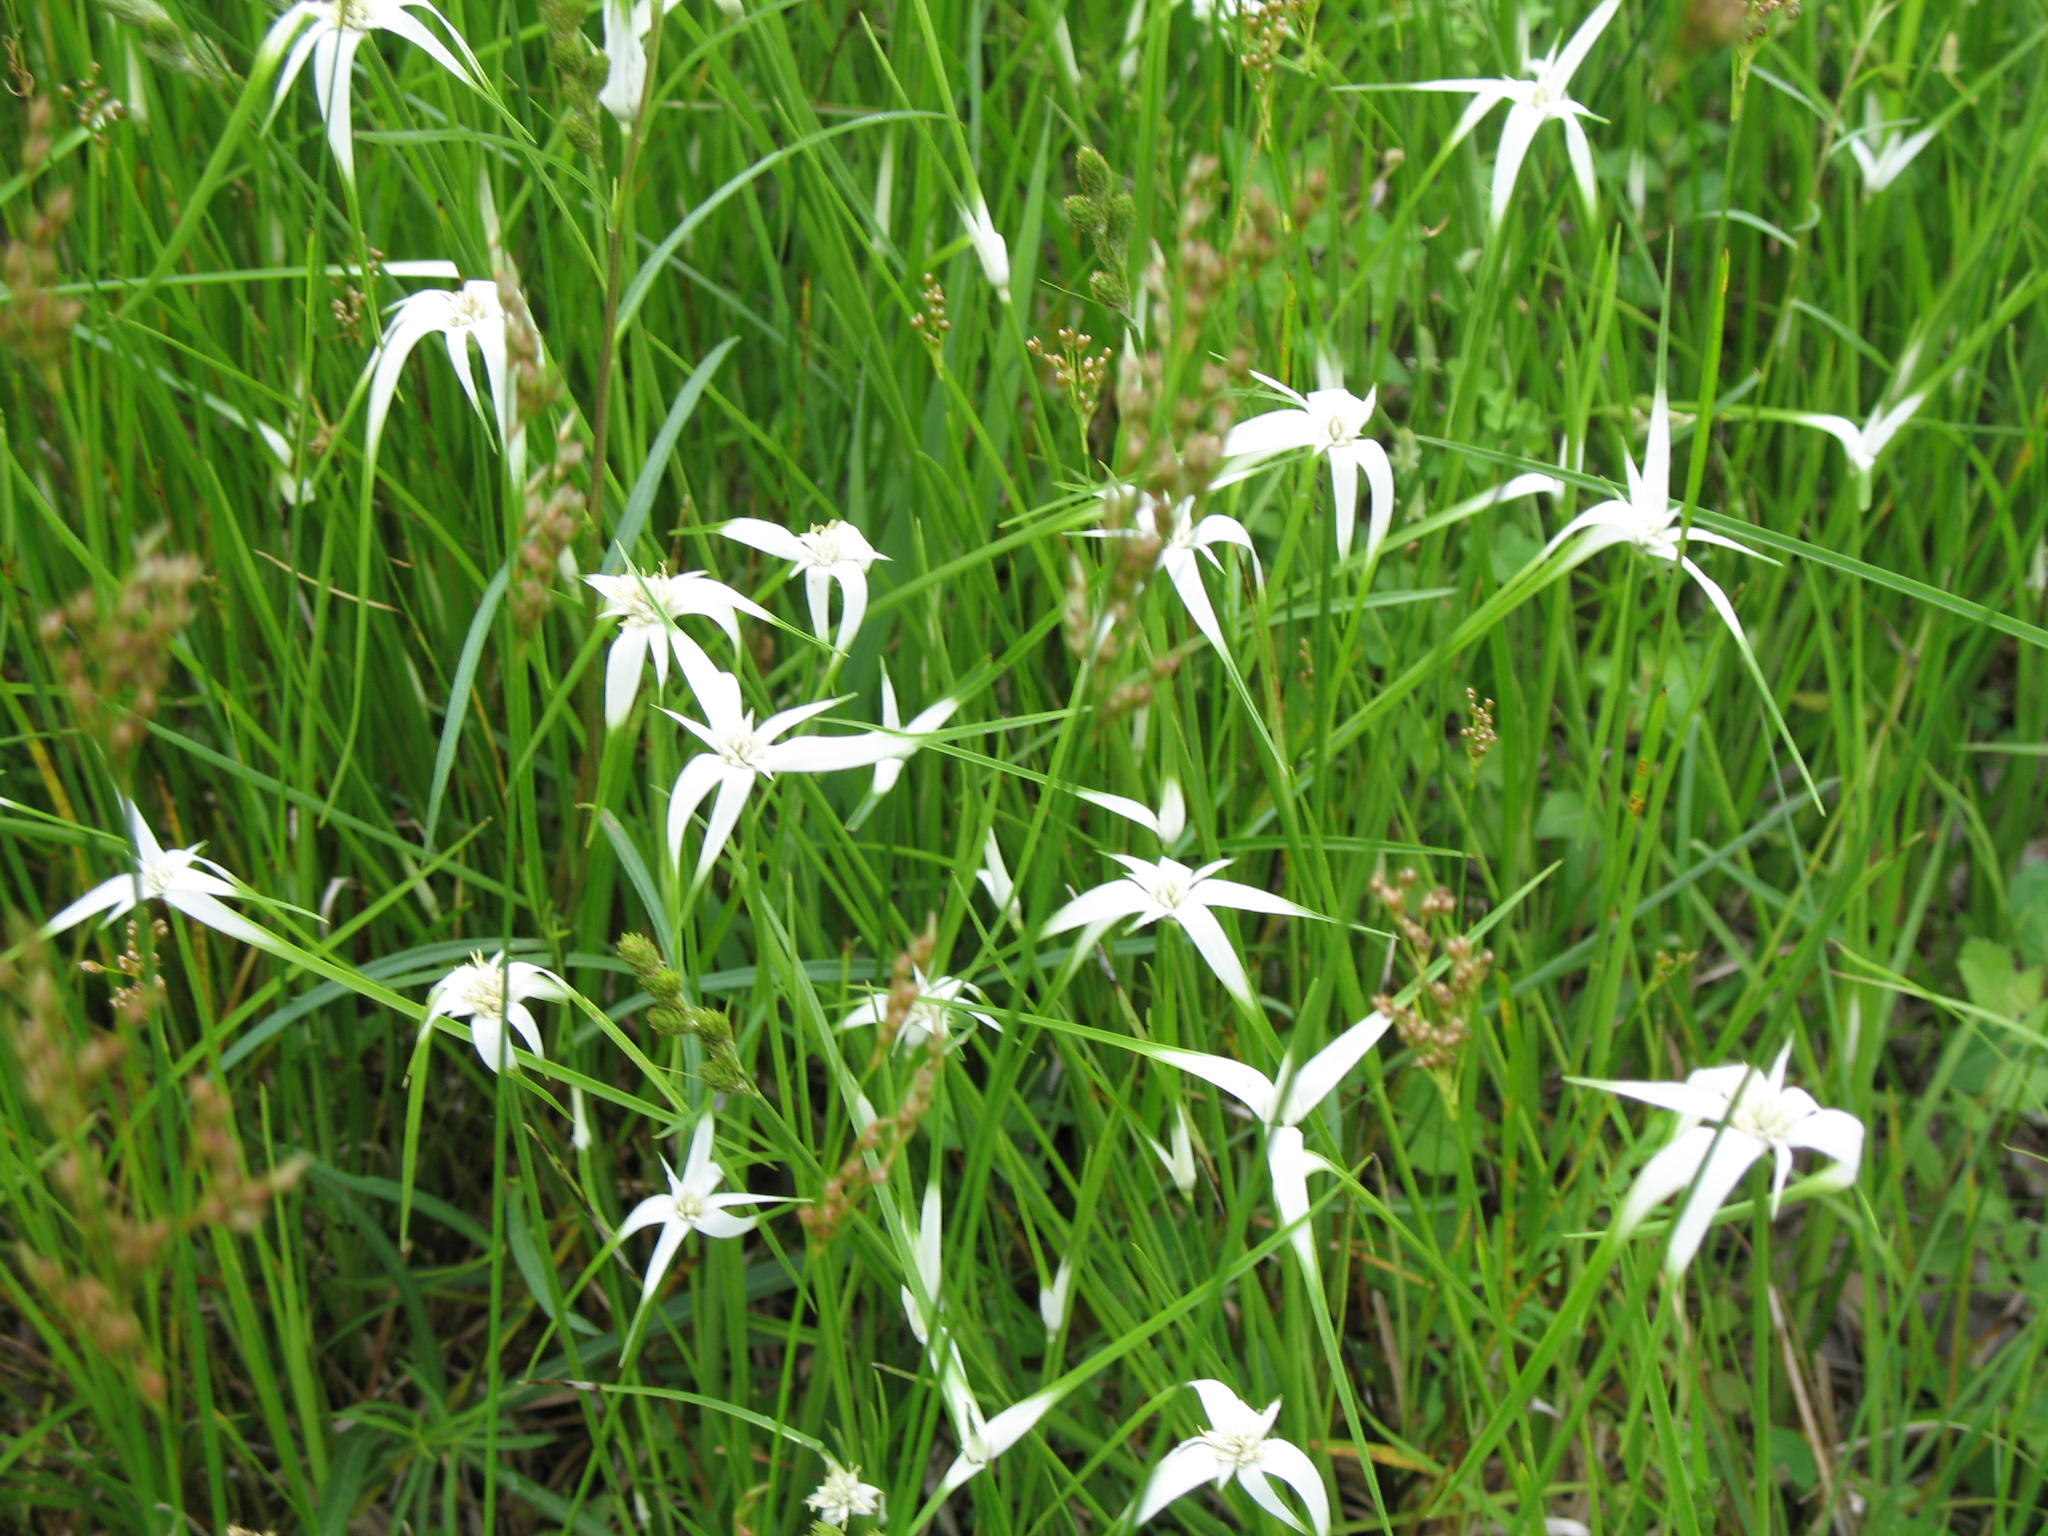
[1197,1427,1266,1469]
[447,954,507,1018]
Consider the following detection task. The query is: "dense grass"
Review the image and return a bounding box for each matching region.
[4,0,2048,1532]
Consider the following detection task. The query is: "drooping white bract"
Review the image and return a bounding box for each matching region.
[617,1113,784,1301]
[1154,1013,1391,1280]
[262,0,484,187]
[1542,384,1769,655]
[975,830,1024,932]
[1135,1380,1329,1536]
[958,195,1012,303]
[1841,97,1940,196]
[1041,852,1318,1010]
[364,279,514,467]
[1376,0,1621,228]
[804,1459,883,1528]
[422,949,569,1073]
[838,969,1000,1054]
[1039,1257,1075,1338]
[1583,1043,1864,1278]
[661,669,896,891]
[584,567,769,730]
[1781,389,1928,512]
[1216,372,1395,563]
[42,798,274,951]
[720,517,887,653]
[869,670,962,798]
[1076,489,1259,656]
[1146,1104,1200,1197]
[1077,776,1188,848]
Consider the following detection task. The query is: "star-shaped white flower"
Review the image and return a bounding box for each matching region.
[1542,384,1768,654]
[1042,852,1317,1010]
[1077,776,1187,848]
[364,278,515,467]
[617,1113,785,1301]
[1154,1013,1391,1280]
[721,517,887,653]
[1581,1043,1865,1277]
[839,969,1000,1053]
[1136,1380,1328,1535]
[422,949,569,1072]
[661,669,896,891]
[804,1459,883,1527]
[868,670,962,798]
[584,567,770,730]
[1370,0,1619,228]
[1780,389,1927,512]
[1216,371,1395,563]
[1841,98,1939,196]
[959,194,1012,303]
[262,0,484,187]
[42,799,273,950]
[1077,489,1260,655]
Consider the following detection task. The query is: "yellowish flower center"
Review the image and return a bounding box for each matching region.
[1197,1426,1266,1469]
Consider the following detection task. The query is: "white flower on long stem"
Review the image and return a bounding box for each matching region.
[936,1383,1063,1497]
[1216,372,1394,563]
[1374,0,1621,228]
[364,278,514,466]
[959,195,1012,303]
[1078,776,1187,848]
[839,969,1000,1054]
[422,949,569,1072]
[721,517,887,653]
[869,670,962,798]
[263,0,483,187]
[1076,489,1259,656]
[1780,390,1928,512]
[1841,98,1939,196]
[584,567,769,730]
[617,1113,785,1301]
[1146,1104,1200,1197]
[1042,852,1317,1010]
[1542,384,1768,653]
[1136,1380,1328,1535]
[1581,1043,1865,1277]
[42,799,274,950]
[805,1459,883,1527]
[1154,1013,1391,1280]
[661,669,895,890]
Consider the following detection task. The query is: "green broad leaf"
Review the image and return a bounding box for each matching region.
[1957,937,2039,1017]
[2010,861,2048,968]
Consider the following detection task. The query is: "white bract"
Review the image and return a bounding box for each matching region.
[42,799,273,951]
[1136,1380,1328,1536]
[422,949,569,1072]
[804,1460,882,1527]
[617,1113,784,1301]
[1378,0,1620,228]
[1781,390,1928,512]
[959,195,1012,302]
[1041,852,1317,1010]
[1039,1257,1075,1338]
[1146,1104,1200,1197]
[364,279,514,467]
[263,0,483,187]
[1582,1043,1865,1277]
[975,830,1024,931]
[838,969,1000,1054]
[721,517,886,653]
[1076,489,1259,656]
[1841,98,1939,196]
[584,567,769,730]
[869,670,962,798]
[1216,372,1394,563]
[1154,1013,1391,1280]
[1078,776,1187,847]
[662,670,896,891]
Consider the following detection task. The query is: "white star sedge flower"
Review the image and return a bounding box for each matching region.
[869,670,962,798]
[1216,371,1394,563]
[959,195,1012,303]
[584,567,769,730]
[262,0,484,187]
[422,949,569,1072]
[1076,489,1259,656]
[1371,0,1621,229]
[1136,1380,1328,1535]
[1042,852,1318,1010]
[936,1383,1063,1497]
[839,969,1000,1053]
[721,517,887,653]
[364,278,514,467]
[1780,389,1928,512]
[617,1113,787,1301]
[42,799,274,950]
[1154,1013,1391,1280]
[1580,1043,1865,1277]
[1077,776,1187,847]
[804,1460,883,1527]
[661,669,895,891]
[1542,384,1769,654]
[1840,98,1939,196]
[1146,1104,1200,1197]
